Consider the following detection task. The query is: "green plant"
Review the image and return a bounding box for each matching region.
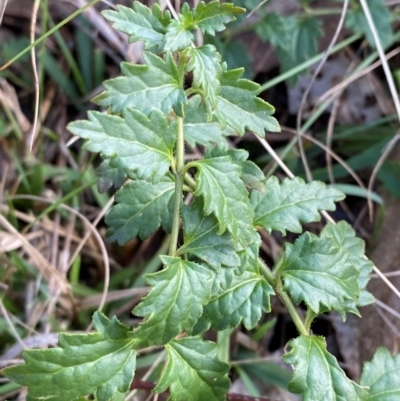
[2,1,400,400]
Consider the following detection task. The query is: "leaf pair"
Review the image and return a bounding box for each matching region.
[103,1,244,54]
[2,314,231,401]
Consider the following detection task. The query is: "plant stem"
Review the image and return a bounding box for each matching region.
[169,117,185,256]
[304,308,317,332]
[258,258,275,286]
[275,278,309,336]
[184,172,198,190]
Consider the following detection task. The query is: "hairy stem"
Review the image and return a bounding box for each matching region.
[258,258,308,335]
[304,308,318,332]
[184,171,198,190]
[258,258,275,286]
[169,117,185,256]
[275,277,309,336]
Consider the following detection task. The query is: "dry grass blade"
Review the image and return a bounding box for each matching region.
[0,230,44,252]
[0,299,25,349]
[29,0,41,151]
[0,0,8,26]
[8,195,110,313]
[317,47,400,105]
[296,0,349,182]
[0,213,69,292]
[359,0,400,121]
[374,304,400,339]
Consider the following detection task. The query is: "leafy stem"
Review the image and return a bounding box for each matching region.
[275,277,309,336]
[169,116,185,256]
[2,1,392,400]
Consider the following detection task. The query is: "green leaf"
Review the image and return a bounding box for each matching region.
[155,337,230,401]
[164,20,194,52]
[206,146,266,192]
[206,35,253,79]
[105,178,175,244]
[190,156,254,245]
[255,12,291,50]
[241,159,266,192]
[187,45,222,108]
[68,109,175,182]
[360,347,400,400]
[93,52,186,116]
[321,221,374,311]
[183,95,229,147]
[183,0,245,35]
[214,68,280,136]
[278,232,360,313]
[276,15,323,86]
[194,265,274,332]
[2,312,137,401]
[96,159,127,194]
[102,3,170,53]
[132,256,213,346]
[346,0,393,49]
[178,198,240,269]
[283,335,368,400]
[251,176,345,235]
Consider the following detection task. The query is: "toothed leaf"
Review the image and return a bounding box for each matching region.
[96,159,127,193]
[179,198,240,269]
[346,0,393,49]
[105,178,175,244]
[283,335,368,400]
[360,347,400,400]
[2,313,137,401]
[194,265,274,332]
[255,12,291,50]
[214,68,280,136]
[164,20,194,52]
[279,232,360,314]
[183,95,229,147]
[251,177,344,235]
[206,146,266,192]
[190,156,254,246]
[132,256,213,346]
[155,337,230,401]
[182,1,245,35]
[68,109,175,182]
[321,221,374,313]
[93,52,186,116]
[102,3,170,52]
[187,45,222,108]
[276,15,323,86]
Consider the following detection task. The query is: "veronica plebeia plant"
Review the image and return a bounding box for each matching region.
[3,2,400,400]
